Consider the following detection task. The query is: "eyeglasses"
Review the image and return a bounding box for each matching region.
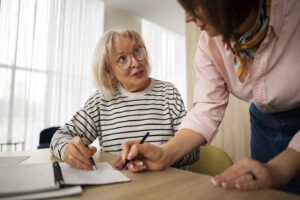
[116,47,147,70]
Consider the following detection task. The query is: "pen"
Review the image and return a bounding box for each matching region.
[84,143,97,171]
[120,132,150,171]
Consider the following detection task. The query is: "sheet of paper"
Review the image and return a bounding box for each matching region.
[0,156,29,166]
[60,162,131,185]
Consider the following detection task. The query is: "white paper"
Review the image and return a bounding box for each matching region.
[60,162,131,185]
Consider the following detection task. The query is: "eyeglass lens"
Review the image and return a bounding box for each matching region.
[117,47,146,69]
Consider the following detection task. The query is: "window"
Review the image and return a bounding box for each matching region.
[142,19,187,104]
[0,0,104,151]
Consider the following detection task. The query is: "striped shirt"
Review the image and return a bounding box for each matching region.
[50,78,199,168]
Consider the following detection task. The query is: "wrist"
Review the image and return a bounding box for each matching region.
[266,163,284,188]
[160,145,175,169]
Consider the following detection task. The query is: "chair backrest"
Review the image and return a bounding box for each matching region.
[190,145,233,176]
[37,126,60,149]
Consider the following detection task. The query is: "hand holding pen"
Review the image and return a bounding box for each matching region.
[113,132,167,172]
[63,136,97,171]
[119,132,150,171]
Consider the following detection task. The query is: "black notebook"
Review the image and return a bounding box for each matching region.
[0,161,130,199]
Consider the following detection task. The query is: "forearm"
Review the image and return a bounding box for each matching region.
[267,148,300,188]
[161,128,206,168]
[50,130,73,160]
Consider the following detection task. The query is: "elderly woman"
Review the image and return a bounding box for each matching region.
[50,29,199,170]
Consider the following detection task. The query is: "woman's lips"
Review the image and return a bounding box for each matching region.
[132,70,144,78]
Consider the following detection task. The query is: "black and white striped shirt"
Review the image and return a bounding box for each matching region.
[50,78,199,168]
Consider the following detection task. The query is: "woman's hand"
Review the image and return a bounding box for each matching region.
[113,140,166,172]
[211,157,276,191]
[211,147,300,191]
[63,136,97,170]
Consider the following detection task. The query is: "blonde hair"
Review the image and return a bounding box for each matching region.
[92,29,151,92]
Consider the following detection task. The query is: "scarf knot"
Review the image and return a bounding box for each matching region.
[234,0,271,82]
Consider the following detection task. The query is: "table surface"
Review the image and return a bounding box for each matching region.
[1,149,299,200]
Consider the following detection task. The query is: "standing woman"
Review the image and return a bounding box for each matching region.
[115,0,300,194]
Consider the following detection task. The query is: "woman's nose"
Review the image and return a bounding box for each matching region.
[130,56,139,68]
[184,10,195,23]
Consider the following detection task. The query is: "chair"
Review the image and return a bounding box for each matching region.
[37,126,60,149]
[190,145,233,176]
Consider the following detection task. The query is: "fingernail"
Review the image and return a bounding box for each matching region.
[137,161,144,166]
[235,184,240,189]
[142,165,147,169]
[127,152,133,159]
[129,164,133,169]
[210,178,217,186]
[122,155,125,161]
[221,182,227,188]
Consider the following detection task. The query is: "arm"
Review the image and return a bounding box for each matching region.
[162,128,206,168]
[50,91,100,169]
[114,128,206,172]
[179,37,229,145]
[267,147,300,188]
[212,131,300,190]
[168,86,200,168]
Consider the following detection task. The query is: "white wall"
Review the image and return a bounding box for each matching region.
[100,0,185,36]
[104,4,141,33]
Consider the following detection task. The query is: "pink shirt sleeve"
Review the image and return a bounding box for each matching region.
[288,131,300,153]
[179,36,229,144]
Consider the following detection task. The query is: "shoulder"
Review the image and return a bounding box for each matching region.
[150,78,182,98]
[198,32,224,49]
[197,33,227,56]
[270,0,300,37]
[85,90,101,104]
[196,33,229,66]
[84,89,119,107]
[152,78,177,90]
[150,78,180,95]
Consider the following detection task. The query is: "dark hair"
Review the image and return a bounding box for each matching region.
[177,0,260,41]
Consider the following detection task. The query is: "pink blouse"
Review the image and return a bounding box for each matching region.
[180,0,300,153]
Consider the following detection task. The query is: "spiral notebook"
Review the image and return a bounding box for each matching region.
[0,161,130,199]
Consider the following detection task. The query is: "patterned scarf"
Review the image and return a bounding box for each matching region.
[234,0,271,82]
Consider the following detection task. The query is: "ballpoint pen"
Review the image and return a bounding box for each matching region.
[84,143,97,171]
[120,132,150,171]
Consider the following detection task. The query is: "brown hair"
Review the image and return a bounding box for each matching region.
[92,29,151,92]
[177,0,260,41]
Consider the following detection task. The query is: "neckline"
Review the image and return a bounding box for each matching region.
[118,78,155,97]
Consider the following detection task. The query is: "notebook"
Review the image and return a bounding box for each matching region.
[0,161,130,198]
[1,185,82,200]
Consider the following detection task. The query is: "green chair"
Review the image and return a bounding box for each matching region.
[190,145,233,176]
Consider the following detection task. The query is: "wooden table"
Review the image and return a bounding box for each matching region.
[1,149,299,200]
